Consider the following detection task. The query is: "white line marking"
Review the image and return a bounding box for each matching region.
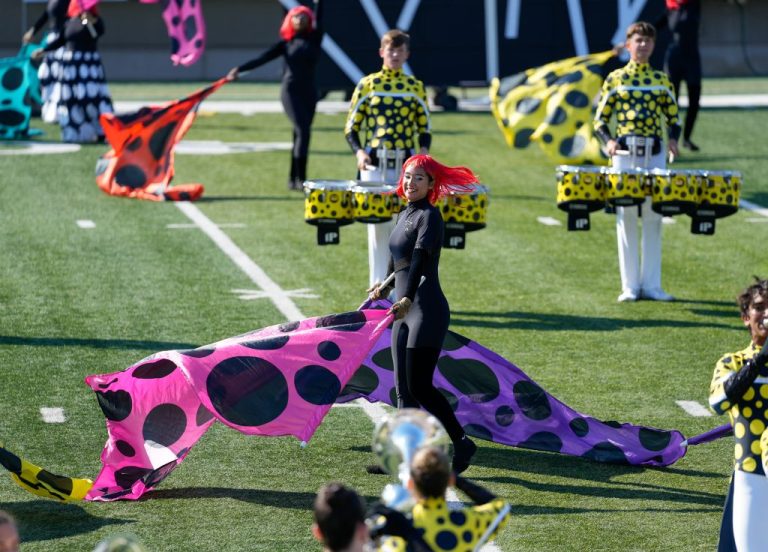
[232,288,319,300]
[746,218,768,223]
[174,201,304,321]
[76,220,96,229]
[40,407,66,423]
[676,400,713,417]
[740,199,768,218]
[167,223,246,229]
[662,217,676,225]
[537,216,562,226]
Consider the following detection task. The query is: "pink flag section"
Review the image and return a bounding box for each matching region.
[84,309,391,501]
[140,0,206,66]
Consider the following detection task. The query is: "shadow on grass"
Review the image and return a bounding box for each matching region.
[473,447,725,507]
[145,487,380,508]
[0,500,131,543]
[449,310,737,331]
[0,336,197,350]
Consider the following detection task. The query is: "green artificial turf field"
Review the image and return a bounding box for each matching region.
[1,77,766,551]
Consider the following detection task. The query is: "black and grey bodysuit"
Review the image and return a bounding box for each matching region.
[389,197,449,349]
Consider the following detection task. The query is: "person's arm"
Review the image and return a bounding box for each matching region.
[366,503,435,551]
[25,11,49,42]
[593,76,618,155]
[345,80,371,168]
[415,81,431,154]
[710,343,768,414]
[662,76,681,156]
[235,41,286,74]
[312,0,324,38]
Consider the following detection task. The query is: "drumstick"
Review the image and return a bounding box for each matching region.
[614,150,630,156]
[668,151,676,164]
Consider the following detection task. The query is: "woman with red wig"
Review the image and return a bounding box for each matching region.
[32,0,114,143]
[370,154,480,473]
[228,1,324,190]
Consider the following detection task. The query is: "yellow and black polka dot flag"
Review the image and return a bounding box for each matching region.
[490,51,615,166]
[0,443,93,502]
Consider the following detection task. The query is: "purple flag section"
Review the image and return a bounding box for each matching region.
[338,300,688,467]
[84,309,391,501]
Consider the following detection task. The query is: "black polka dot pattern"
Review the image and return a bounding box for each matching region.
[346,299,688,471]
[82,307,393,500]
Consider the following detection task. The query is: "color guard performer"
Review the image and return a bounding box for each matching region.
[594,21,681,302]
[344,30,431,287]
[709,278,768,551]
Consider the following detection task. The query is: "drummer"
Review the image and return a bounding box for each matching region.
[594,21,681,302]
[344,29,431,287]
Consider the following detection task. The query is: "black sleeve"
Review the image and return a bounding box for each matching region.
[723,359,761,403]
[403,248,427,301]
[418,132,432,151]
[313,0,324,37]
[237,41,286,73]
[455,476,496,505]
[43,30,66,51]
[594,123,614,145]
[30,11,49,35]
[345,131,363,153]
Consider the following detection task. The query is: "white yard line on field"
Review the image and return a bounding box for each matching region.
[40,407,66,423]
[76,220,96,229]
[174,201,305,321]
[675,400,713,417]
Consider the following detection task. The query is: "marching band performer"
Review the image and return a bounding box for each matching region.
[369,155,478,474]
[709,278,768,551]
[228,0,324,191]
[594,21,681,302]
[344,29,431,287]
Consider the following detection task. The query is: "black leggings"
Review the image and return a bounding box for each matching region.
[395,346,465,443]
[281,85,316,159]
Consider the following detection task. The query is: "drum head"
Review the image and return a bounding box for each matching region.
[351,182,397,194]
[303,180,356,191]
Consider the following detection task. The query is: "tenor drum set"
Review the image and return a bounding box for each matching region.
[303,180,490,248]
[556,165,741,235]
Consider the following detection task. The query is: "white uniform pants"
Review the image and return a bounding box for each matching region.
[732,469,768,551]
[613,150,666,294]
[360,167,398,287]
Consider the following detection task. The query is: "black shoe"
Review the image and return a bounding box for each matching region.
[366,464,388,475]
[452,436,477,474]
[683,139,700,151]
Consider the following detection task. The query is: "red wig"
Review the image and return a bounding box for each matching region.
[396,155,479,205]
[279,5,315,41]
[67,0,99,18]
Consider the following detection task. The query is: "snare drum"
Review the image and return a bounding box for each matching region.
[649,169,699,216]
[303,180,355,226]
[697,170,741,218]
[556,165,606,212]
[604,168,648,207]
[438,184,489,231]
[350,182,399,223]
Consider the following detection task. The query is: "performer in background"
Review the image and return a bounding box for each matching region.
[709,278,768,552]
[372,447,511,551]
[369,155,478,473]
[594,21,680,303]
[228,0,324,191]
[32,3,114,143]
[345,29,431,287]
[22,0,69,123]
[664,0,702,151]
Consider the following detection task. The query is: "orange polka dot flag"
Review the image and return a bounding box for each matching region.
[490,51,615,166]
[95,78,228,202]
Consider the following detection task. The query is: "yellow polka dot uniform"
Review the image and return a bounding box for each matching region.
[593,60,680,141]
[344,66,430,151]
[377,496,510,552]
[709,342,768,475]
